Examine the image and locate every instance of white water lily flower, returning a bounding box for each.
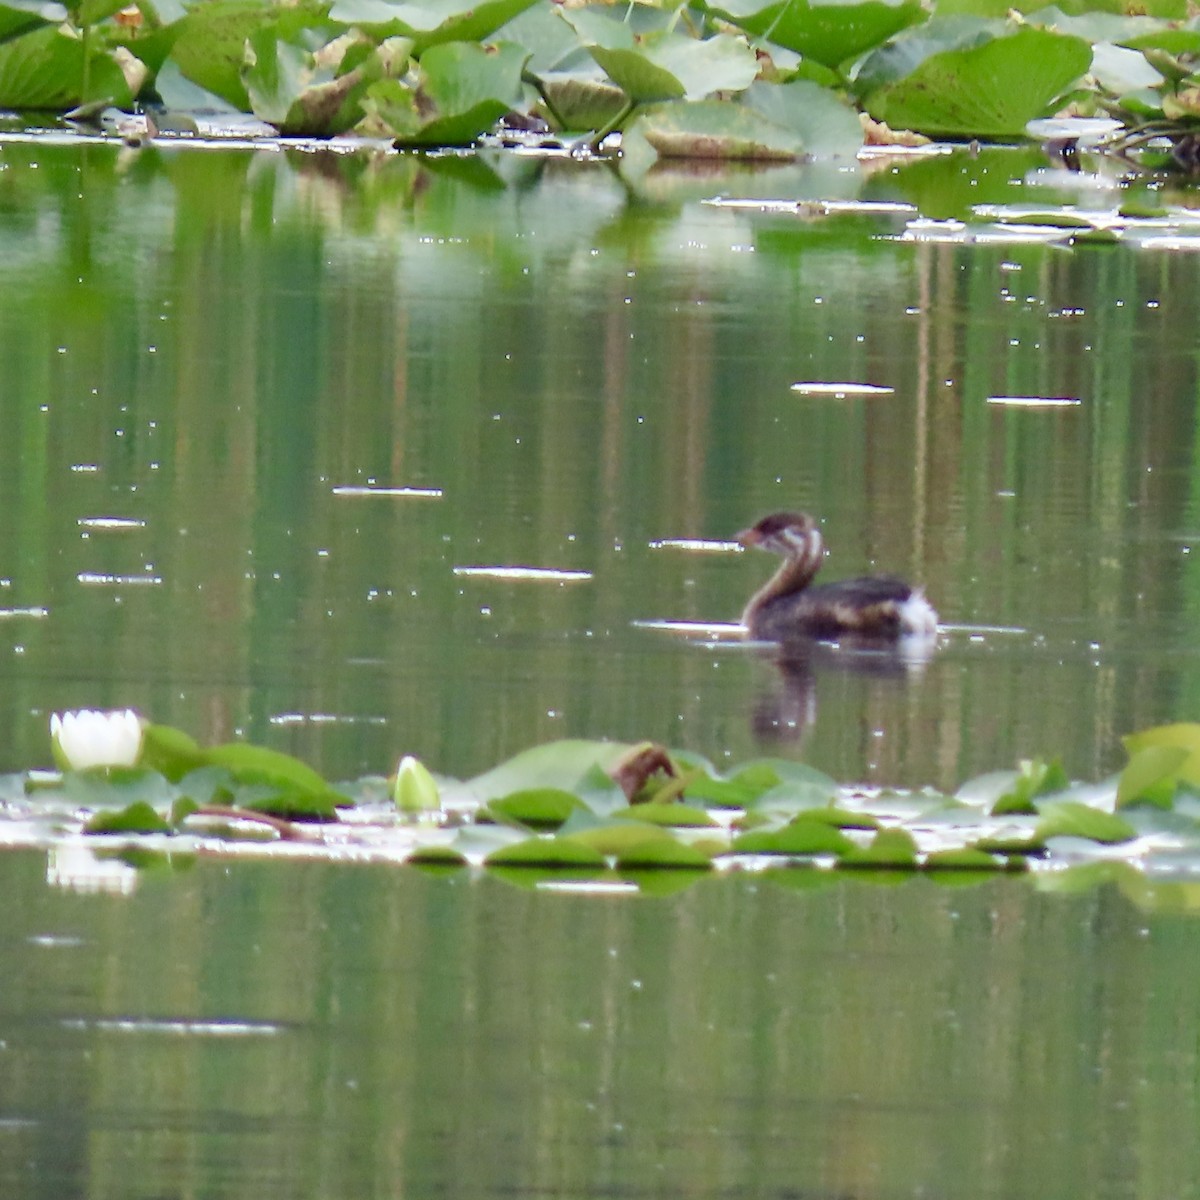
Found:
[50,709,143,771]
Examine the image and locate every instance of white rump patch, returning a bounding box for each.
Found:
[898,590,939,636]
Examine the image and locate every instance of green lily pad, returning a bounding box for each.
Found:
[140,723,209,783]
[331,0,539,55]
[464,739,631,804]
[624,99,807,162]
[533,72,628,132]
[1034,800,1136,845]
[862,24,1092,139]
[484,835,608,868]
[561,8,757,103]
[566,821,680,858]
[171,0,325,111]
[1124,723,1200,785]
[1117,743,1188,809]
[0,1,59,43]
[923,847,1012,871]
[486,787,585,829]
[394,39,528,146]
[840,827,920,868]
[614,801,718,827]
[708,0,926,70]
[206,742,331,796]
[615,838,714,869]
[84,800,172,835]
[0,24,135,108]
[741,78,864,158]
[64,766,176,811]
[731,819,854,856]
[244,29,410,135]
[991,757,1070,816]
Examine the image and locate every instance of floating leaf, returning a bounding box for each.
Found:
[140,723,208,783]
[170,0,286,110]
[0,2,61,44]
[615,801,718,827]
[0,24,134,108]
[923,847,1012,871]
[840,827,920,868]
[1034,801,1136,845]
[84,800,172,835]
[731,820,854,856]
[393,40,528,146]
[990,757,1070,816]
[464,739,631,804]
[331,0,539,55]
[206,742,331,795]
[615,838,713,869]
[566,821,679,858]
[64,766,176,811]
[484,835,607,868]
[741,78,864,158]
[707,0,927,70]
[625,99,806,161]
[1116,743,1188,809]
[1124,723,1200,786]
[862,25,1092,139]
[486,787,584,829]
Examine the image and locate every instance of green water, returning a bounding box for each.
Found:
[4,851,1199,1200]
[0,139,1198,791]
[3,135,1200,1195]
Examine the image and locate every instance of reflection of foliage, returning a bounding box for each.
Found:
[24,722,1200,890]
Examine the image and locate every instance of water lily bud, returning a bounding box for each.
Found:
[50,709,143,771]
[394,754,440,813]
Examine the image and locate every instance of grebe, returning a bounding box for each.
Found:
[738,511,938,642]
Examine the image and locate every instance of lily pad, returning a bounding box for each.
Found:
[1117,743,1188,809]
[0,24,135,108]
[840,827,920,868]
[64,766,177,811]
[615,801,718,827]
[1034,800,1136,845]
[707,0,927,70]
[862,24,1093,139]
[741,78,864,158]
[730,819,854,856]
[614,838,714,869]
[1124,723,1200,785]
[331,0,539,54]
[990,757,1070,816]
[464,739,632,804]
[923,847,1013,871]
[84,800,172,835]
[484,835,607,868]
[624,100,807,162]
[486,787,585,829]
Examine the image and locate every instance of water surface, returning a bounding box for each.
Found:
[3,850,1198,1200]
[0,137,1196,792]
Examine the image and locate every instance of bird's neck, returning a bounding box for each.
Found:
[741,533,825,627]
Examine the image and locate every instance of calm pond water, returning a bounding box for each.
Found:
[0,136,1197,791]
[3,132,1200,1196]
[5,850,1200,1200]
